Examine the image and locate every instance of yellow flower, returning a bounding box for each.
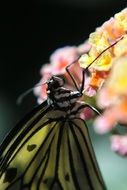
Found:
[79,47,112,71]
[114,35,127,56]
[79,31,113,71]
[89,32,110,51]
[79,53,94,68]
[115,8,127,31]
[106,56,127,95]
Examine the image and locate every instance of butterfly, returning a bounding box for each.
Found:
[0,54,107,190]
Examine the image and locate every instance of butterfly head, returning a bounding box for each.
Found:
[47,76,64,91]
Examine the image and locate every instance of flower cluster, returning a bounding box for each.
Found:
[79,8,127,156]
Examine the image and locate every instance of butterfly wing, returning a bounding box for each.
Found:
[40,118,106,190]
[0,101,53,189]
[61,118,106,190]
[0,102,106,190]
[0,101,49,154]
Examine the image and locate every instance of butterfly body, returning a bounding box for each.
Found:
[47,76,81,112]
[0,75,106,190]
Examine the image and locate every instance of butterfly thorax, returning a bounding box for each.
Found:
[47,76,81,114]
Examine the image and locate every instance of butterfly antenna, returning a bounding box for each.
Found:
[16,82,47,105]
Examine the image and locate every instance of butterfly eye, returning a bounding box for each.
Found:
[48,76,64,90]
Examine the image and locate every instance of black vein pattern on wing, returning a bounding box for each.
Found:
[69,120,94,190]
[21,132,55,189]
[5,120,59,190]
[0,101,48,155]
[50,122,64,190]
[0,104,53,177]
[71,120,106,189]
[67,125,81,190]
[0,101,50,172]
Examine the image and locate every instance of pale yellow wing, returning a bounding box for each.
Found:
[0,103,106,190]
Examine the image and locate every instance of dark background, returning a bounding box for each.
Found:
[0,1,127,189]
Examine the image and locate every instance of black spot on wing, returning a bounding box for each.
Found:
[43,178,64,190]
[3,168,17,183]
[65,173,70,181]
[43,178,48,184]
[27,144,37,152]
[51,179,64,190]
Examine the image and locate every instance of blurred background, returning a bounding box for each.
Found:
[0,1,127,189]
